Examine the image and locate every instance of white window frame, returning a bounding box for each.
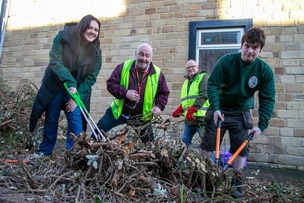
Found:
[196,28,245,68]
[188,19,253,72]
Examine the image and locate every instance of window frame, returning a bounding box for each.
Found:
[188,19,253,71]
[197,27,244,49]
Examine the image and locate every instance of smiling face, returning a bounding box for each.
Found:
[82,20,99,44]
[241,41,262,63]
[185,60,199,79]
[135,43,153,72]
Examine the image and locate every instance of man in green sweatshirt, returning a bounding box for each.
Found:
[201,27,276,198]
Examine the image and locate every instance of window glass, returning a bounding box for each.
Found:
[200,30,241,45]
[196,28,243,72]
[198,49,240,72]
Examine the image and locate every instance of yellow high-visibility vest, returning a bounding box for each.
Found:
[111,59,161,121]
[181,73,210,117]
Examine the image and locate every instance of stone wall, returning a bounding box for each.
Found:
[0,0,303,170]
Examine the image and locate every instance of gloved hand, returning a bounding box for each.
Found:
[186,106,197,121]
[172,105,184,118]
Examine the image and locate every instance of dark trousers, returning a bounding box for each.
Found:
[201,108,253,157]
[97,107,154,142]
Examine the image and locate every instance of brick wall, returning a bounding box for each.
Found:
[1,0,303,170]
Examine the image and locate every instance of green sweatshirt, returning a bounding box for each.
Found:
[208,52,275,132]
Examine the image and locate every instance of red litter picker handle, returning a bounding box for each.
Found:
[223,133,254,170]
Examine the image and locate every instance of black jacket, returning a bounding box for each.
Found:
[29,23,102,132]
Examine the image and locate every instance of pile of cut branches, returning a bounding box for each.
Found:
[2,116,303,203]
[0,80,303,202]
[0,78,36,148]
[0,116,230,202]
[1,119,304,202]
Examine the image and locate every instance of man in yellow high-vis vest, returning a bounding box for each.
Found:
[172,60,209,146]
[96,43,170,143]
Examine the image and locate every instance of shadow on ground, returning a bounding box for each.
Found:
[244,164,304,186]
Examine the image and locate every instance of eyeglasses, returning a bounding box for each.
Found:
[125,101,138,109]
[186,65,196,70]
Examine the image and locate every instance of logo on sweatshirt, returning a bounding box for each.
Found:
[248,76,258,88]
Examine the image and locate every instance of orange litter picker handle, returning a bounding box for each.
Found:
[215,120,221,164]
[223,133,254,170]
[125,142,134,153]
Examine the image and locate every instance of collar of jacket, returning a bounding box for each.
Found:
[131,61,156,75]
[184,70,206,80]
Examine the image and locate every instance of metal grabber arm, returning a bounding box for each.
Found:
[64,83,106,142]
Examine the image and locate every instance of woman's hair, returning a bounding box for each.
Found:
[241,27,266,49]
[76,14,101,55]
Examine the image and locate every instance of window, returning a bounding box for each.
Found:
[188,19,253,73]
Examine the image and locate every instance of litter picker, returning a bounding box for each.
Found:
[214,120,221,166]
[223,133,254,170]
[64,83,106,142]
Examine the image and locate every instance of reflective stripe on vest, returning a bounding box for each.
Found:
[181,73,210,117]
[111,59,161,121]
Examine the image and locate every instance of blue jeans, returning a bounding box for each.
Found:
[97,107,154,142]
[182,124,203,146]
[38,90,83,156]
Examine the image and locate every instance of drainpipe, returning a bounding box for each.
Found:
[0,0,11,64]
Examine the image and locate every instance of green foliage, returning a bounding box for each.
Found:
[180,184,186,203]
[266,181,287,196]
[94,196,103,203]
